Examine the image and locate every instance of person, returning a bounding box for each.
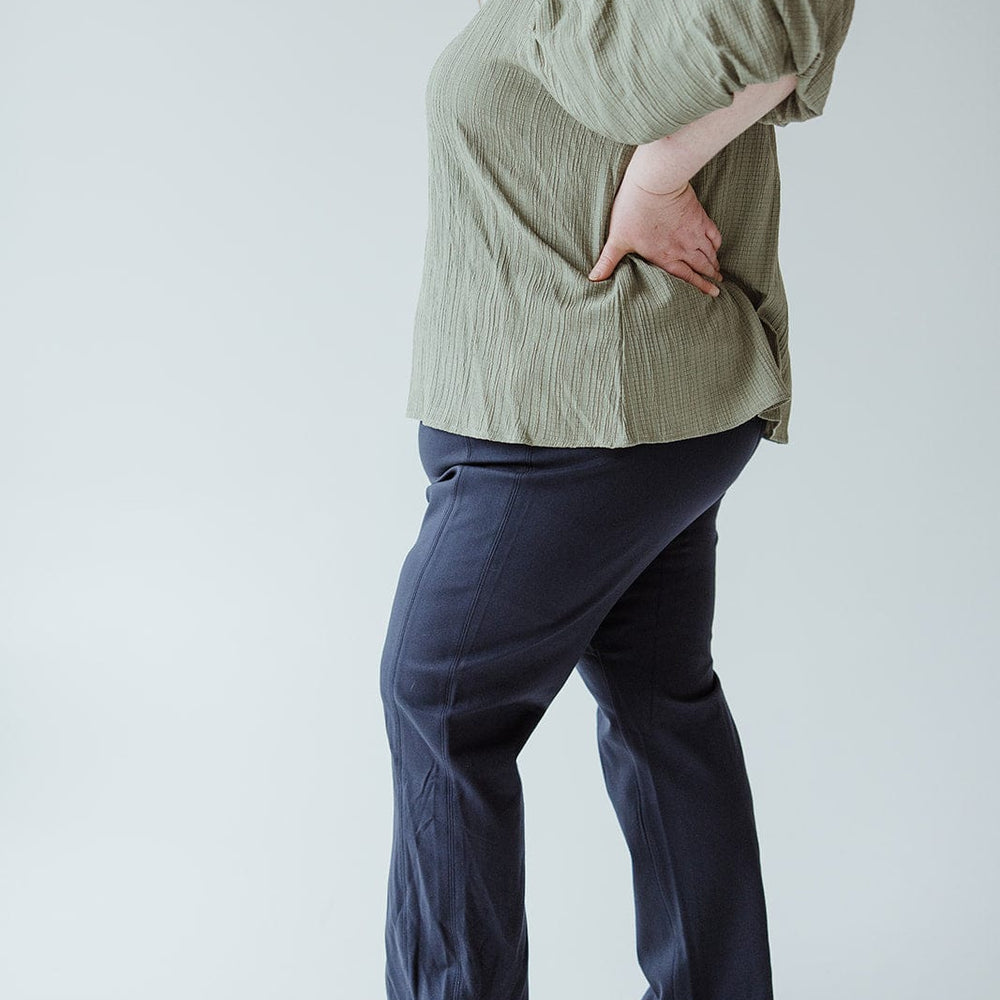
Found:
[379,1,856,998]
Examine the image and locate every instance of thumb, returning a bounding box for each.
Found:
[588,242,625,281]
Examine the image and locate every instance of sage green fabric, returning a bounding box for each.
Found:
[404,0,855,447]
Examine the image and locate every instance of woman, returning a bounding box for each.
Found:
[379,2,856,998]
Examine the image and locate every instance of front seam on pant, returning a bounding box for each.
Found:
[442,445,531,1000]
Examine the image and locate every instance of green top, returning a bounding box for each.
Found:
[404,0,856,447]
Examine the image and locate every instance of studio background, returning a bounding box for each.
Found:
[1,1,996,998]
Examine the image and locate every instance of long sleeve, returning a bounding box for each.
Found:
[527,0,857,145]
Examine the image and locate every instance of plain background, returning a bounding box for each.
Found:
[1,1,997,997]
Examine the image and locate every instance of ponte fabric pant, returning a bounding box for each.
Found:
[379,414,773,1000]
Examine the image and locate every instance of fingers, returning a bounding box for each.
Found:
[663,258,721,298]
[692,246,723,283]
[673,232,721,280]
[590,228,723,299]
[669,244,722,293]
[588,240,626,281]
[592,244,722,297]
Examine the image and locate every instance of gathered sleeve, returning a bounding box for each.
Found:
[527,0,857,145]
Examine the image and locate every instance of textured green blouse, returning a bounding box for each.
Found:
[404,0,856,447]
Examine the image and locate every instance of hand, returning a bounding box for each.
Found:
[587,175,724,297]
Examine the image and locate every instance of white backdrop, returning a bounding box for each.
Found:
[1,1,997,998]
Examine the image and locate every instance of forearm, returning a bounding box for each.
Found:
[625,73,798,194]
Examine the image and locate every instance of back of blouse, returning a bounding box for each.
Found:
[404,0,856,448]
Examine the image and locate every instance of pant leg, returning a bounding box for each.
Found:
[574,487,773,1000]
[379,415,766,1000]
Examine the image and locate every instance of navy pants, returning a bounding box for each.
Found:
[379,414,773,1000]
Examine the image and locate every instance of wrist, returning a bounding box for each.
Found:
[624,138,696,196]
[624,175,690,201]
